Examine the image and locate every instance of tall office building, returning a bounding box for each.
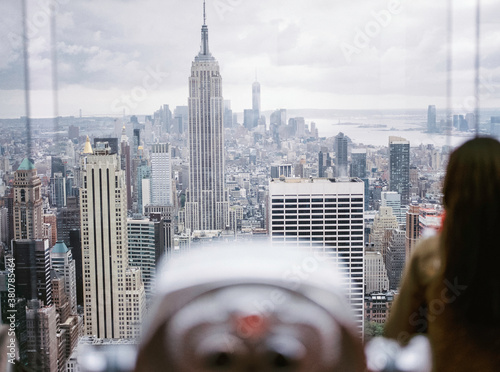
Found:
[150,143,172,206]
[386,229,406,290]
[405,205,420,258]
[252,80,261,120]
[120,130,133,211]
[137,162,151,214]
[56,196,80,246]
[43,213,58,248]
[268,177,365,334]
[389,136,410,205]
[26,300,58,372]
[369,207,398,255]
[364,251,389,294]
[427,105,437,132]
[186,6,228,231]
[50,172,66,208]
[13,239,52,306]
[80,139,145,338]
[335,132,348,177]
[144,206,175,256]
[0,207,8,246]
[127,216,165,298]
[350,149,367,179]
[318,151,332,178]
[50,241,77,315]
[13,158,43,240]
[51,156,65,178]
[223,100,233,128]
[381,191,405,225]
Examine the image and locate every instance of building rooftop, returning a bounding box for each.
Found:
[17,158,35,170]
[52,240,69,254]
[271,177,364,184]
[83,136,93,154]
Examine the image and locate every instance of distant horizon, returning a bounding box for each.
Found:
[2,107,500,122]
[1,1,498,118]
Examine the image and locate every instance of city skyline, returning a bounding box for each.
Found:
[1,0,499,118]
[1,2,498,367]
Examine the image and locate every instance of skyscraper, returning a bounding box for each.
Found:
[318,150,332,178]
[56,196,80,246]
[127,216,165,299]
[386,229,406,290]
[252,80,260,115]
[350,149,367,179]
[389,136,410,205]
[186,4,228,231]
[335,132,348,177]
[25,300,58,372]
[13,239,52,306]
[381,191,404,225]
[252,79,261,127]
[50,241,77,315]
[80,139,145,338]
[268,177,365,334]
[150,143,172,206]
[369,207,398,255]
[50,172,66,208]
[427,105,437,132]
[405,204,420,258]
[13,159,43,240]
[365,251,389,294]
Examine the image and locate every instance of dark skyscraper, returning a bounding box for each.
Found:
[335,132,348,177]
[389,136,410,205]
[350,149,367,179]
[318,150,332,178]
[51,156,65,178]
[13,239,52,306]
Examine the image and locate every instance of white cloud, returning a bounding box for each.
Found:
[0,0,498,117]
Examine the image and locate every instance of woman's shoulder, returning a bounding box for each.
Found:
[410,234,442,287]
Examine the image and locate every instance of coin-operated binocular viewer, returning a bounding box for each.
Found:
[134,245,366,372]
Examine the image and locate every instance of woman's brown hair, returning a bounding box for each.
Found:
[442,137,500,325]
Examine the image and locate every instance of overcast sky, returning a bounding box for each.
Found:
[0,0,499,118]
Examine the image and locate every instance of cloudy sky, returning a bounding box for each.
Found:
[0,0,499,118]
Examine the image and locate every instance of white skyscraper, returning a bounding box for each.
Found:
[50,241,77,315]
[381,191,405,225]
[252,80,261,116]
[186,4,228,231]
[80,139,145,339]
[365,251,390,294]
[252,79,261,127]
[268,177,365,334]
[150,143,172,206]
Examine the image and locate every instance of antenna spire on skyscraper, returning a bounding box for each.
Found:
[198,0,211,58]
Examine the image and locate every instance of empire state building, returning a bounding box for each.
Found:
[186,3,228,231]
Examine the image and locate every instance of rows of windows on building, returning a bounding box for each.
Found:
[0,6,493,372]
